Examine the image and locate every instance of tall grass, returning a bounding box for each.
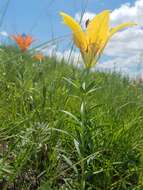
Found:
[0,46,143,190]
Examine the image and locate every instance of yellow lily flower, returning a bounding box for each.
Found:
[60,10,136,68]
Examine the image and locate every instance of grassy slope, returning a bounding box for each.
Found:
[0,46,143,189]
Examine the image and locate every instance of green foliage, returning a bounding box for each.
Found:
[0,46,143,189]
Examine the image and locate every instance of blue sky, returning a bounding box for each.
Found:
[0,0,135,43]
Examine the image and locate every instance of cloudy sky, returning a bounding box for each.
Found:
[0,0,142,77]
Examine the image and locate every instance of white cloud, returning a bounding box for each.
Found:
[96,55,142,78]
[40,45,83,67]
[0,31,9,37]
[55,50,82,67]
[104,27,143,57]
[110,1,143,26]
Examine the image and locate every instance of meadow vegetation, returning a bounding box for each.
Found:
[0,46,143,189]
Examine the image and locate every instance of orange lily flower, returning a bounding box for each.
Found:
[11,34,34,52]
[33,53,45,62]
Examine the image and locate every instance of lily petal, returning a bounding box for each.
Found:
[109,22,137,38]
[60,12,87,51]
[25,36,34,47]
[86,10,110,44]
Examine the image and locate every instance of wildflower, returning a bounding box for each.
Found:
[33,53,45,62]
[11,33,34,52]
[60,10,136,68]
